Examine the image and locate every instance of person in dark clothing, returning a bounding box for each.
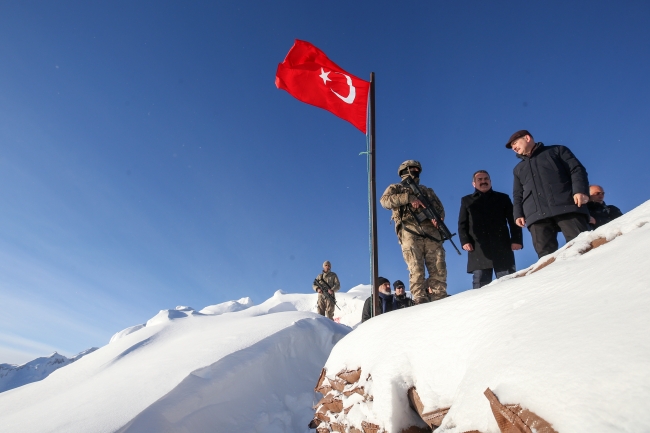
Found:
[587,185,623,229]
[361,277,393,323]
[458,170,523,289]
[507,130,590,258]
[392,280,414,309]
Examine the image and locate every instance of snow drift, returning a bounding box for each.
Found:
[0,288,367,433]
[313,200,650,433]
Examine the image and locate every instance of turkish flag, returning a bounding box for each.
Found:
[276,40,370,134]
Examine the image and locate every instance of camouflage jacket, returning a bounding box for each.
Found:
[380,181,445,241]
[313,271,340,293]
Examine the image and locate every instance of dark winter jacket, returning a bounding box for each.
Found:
[513,143,589,226]
[393,294,414,309]
[458,189,523,273]
[587,201,623,229]
[361,292,394,323]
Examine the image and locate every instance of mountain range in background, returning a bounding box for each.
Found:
[0,348,98,393]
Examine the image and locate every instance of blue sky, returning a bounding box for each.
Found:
[1,1,649,364]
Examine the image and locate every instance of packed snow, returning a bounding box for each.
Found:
[321,200,650,433]
[0,288,367,433]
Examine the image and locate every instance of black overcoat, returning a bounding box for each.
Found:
[458,189,523,273]
[513,143,589,226]
[587,201,623,229]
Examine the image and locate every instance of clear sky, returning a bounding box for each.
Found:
[1,1,649,364]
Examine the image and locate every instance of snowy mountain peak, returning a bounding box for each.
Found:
[0,348,98,393]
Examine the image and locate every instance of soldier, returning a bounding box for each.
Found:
[380,160,448,305]
[312,260,340,320]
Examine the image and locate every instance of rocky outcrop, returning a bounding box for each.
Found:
[310,368,429,433]
[310,369,557,433]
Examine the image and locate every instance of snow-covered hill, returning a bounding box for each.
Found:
[3,200,649,433]
[315,201,650,433]
[0,348,97,393]
[0,286,368,433]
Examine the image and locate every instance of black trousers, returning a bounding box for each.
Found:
[472,266,515,289]
[528,213,589,258]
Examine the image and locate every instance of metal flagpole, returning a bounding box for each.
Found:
[369,72,379,317]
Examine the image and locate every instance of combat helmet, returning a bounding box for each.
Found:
[398,160,422,177]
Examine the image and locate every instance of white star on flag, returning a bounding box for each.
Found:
[319,68,331,85]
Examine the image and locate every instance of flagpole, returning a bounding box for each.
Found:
[369,72,379,318]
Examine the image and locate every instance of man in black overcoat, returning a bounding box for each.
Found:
[458,170,523,289]
[507,130,590,258]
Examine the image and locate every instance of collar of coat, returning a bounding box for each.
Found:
[472,188,494,197]
[516,142,544,161]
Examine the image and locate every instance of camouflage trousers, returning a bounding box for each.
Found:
[317,293,336,319]
[400,230,447,302]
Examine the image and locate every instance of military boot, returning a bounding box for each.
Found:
[413,296,430,305]
[429,285,448,302]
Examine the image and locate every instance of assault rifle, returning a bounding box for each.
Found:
[313,278,341,310]
[400,176,462,255]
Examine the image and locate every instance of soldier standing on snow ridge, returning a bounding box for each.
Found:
[312,260,340,320]
[380,160,448,305]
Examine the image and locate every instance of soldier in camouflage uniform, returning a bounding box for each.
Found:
[312,260,340,319]
[380,160,448,304]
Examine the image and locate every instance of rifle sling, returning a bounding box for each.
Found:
[316,275,336,298]
[318,274,333,290]
[402,207,443,243]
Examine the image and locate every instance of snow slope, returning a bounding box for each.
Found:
[0,348,97,393]
[320,200,650,433]
[0,288,366,433]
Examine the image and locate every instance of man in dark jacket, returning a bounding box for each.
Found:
[392,280,414,309]
[361,277,393,323]
[507,130,590,258]
[587,185,623,229]
[458,170,523,289]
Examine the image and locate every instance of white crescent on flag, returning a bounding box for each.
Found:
[330,72,356,104]
[318,68,356,104]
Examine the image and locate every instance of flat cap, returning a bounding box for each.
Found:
[505,130,532,149]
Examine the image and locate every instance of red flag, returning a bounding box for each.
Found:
[276,40,370,134]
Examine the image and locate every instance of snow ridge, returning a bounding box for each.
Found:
[0,287,366,433]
